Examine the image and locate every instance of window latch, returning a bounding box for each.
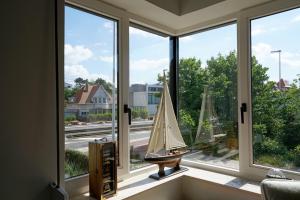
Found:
[240,103,247,124]
[124,104,132,125]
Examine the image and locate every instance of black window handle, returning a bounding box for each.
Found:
[240,103,247,124]
[124,104,132,125]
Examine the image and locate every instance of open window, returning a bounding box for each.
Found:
[64,5,119,179]
[129,25,170,171]
[179,23,239,170]
[250,7,300,173]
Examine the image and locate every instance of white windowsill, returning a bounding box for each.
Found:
[71,166,261,200]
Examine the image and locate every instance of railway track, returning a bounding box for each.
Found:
[65,123,153,138]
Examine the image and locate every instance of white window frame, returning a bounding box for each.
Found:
[238,0,300,181]
[63,0,130,196]
[61,0,300,197]
[63,0,173,196]
[181,0,300,181]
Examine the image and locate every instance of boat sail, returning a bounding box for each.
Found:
[144,73,188,179]
[194,85,223,145]
[146,76,187,156]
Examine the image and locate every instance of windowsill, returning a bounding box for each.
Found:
[71,166,261,200]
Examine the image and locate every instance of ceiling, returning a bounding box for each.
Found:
[100,0,272,31]
[146,0,226,16]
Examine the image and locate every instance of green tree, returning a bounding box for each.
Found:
[74,77,87,88]
[94,78,113,94]
[64,87,77,101]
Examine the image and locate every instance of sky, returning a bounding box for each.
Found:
[65,6,300,86]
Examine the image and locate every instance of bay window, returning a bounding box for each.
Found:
[63,0,300,195]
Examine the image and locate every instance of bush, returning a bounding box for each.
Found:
[132,109,138,119]
[255,137,287,155]
[65,149,88,178]
[293,145,300,167]
[280,122,300,150]
[140,109,148,119]
[132,108,148,119]
[65,114,76,122]
[87,113,112,122]
[256,155,286,168]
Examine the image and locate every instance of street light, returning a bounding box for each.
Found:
[271,50,282,89]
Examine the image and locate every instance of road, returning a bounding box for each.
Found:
[65,129,151,154]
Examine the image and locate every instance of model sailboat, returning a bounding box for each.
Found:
[144,73,188,179]
[194,86,223,145]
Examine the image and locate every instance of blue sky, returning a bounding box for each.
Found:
[65,6,300,86]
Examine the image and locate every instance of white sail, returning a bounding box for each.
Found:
[195,86,223,144]
[146,79,187,155]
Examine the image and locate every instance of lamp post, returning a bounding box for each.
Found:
[271,50,282,89]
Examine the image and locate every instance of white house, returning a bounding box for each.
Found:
[65,84,114,117]
[129,83,163,117]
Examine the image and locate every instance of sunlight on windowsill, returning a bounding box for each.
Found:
[71,166,261,200]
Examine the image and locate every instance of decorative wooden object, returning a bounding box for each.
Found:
[89,139,117,199]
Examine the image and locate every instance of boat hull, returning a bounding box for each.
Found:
[144,151,189,179]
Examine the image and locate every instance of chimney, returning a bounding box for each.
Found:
[84,81,88,92]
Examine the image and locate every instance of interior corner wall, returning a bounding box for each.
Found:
[0,0,59,199]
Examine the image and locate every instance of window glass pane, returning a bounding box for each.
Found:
[251,8,300,171]
[129,26,169,170]
[64,6,118,178]
[179,24,238,169]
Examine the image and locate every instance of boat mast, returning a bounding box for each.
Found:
[163,70,167,154]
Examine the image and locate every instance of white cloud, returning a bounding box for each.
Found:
[281,52,300,69]
[103,22,114,32]
[253,43,300,70]
[65,65,111,83]
[292,15,300,23]
[129,28,154,38]
[99,56,113,63]
[130,58,169,71]
[252,43,272,60]
[180,35,194,42]
[94,42,106,47]
[252,27,266,36]
[65,44,93,65]
[64,44,113,83]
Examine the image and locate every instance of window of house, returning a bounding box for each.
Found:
[129,25,169,170]
[251,7,300,172]
[179,23,239,169]
[64,5,118,179]
[92,97,97,103]
[98,97,102,104]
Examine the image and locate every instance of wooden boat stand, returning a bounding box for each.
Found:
[148,158,188,180]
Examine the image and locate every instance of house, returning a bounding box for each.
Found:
[129,83,163,118]
[276,78,291,91]
[3,0,300,200]
[65,84,114,118]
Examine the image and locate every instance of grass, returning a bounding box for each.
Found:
[255,154,293,169]
[65,149,88,178]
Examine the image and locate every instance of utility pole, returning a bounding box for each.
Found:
[271,50,282,89]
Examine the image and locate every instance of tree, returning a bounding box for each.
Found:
[159,51,300,167]
[94,78,113,94]
[74,77,87,88]
[64,88,77,101]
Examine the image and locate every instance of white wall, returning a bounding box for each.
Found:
[182,176,260,200]
[0,0,59,199]
[133,92,147,107]
[125,178,183,200]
